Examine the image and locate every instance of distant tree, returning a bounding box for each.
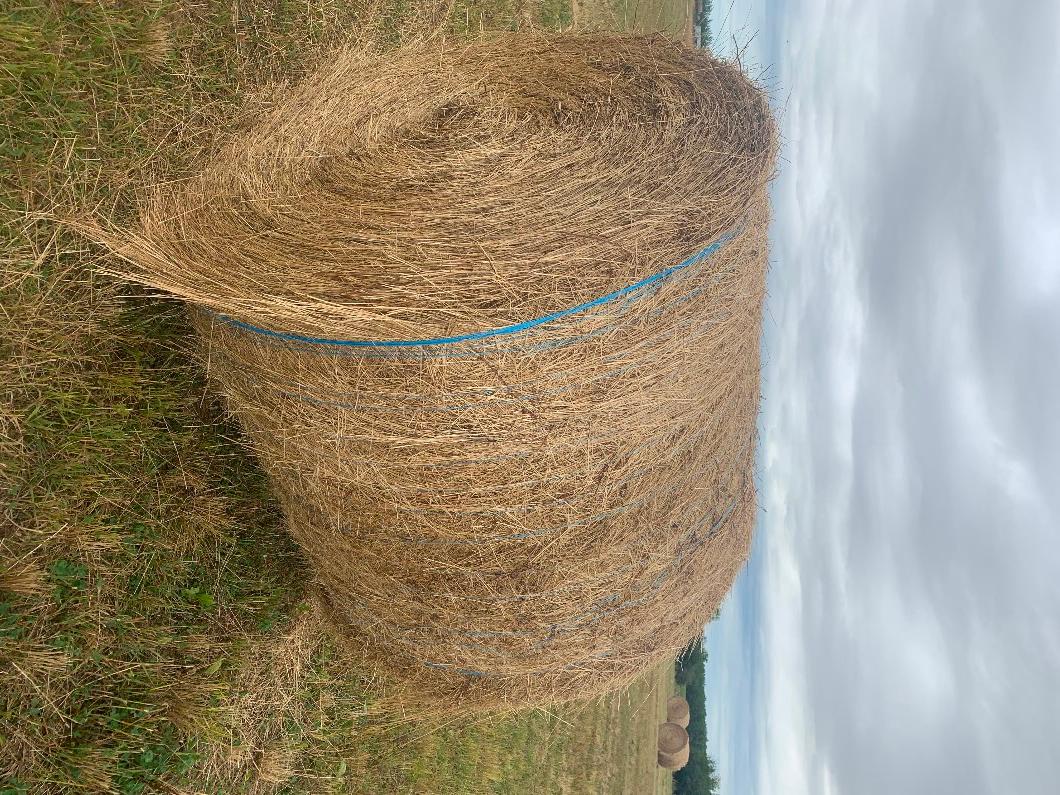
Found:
[694,0,714,49]
[674,636,704,686]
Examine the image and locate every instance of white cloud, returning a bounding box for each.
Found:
[707,0,1060,793]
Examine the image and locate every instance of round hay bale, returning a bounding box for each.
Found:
[666,695,691,728]
[657,721,690,769]
[99,32,776,710]
[659,741,691,771]
[673,741,691,770]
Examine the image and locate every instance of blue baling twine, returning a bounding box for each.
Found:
[216,231,736,347]
[219,230,744,678]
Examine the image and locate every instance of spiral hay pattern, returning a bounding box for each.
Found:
[658,742,691,771]
[657,721,691,770]
[667,695,691,728]
[102,32,776,710]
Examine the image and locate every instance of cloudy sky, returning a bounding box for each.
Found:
[703,1,1060,793]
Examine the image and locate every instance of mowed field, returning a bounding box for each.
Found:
[212,614,675,793]
[1,1,693,792]
[574,0,695,43]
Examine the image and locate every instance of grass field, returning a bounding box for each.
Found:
[574,0,694,42]
[1,1,690,792]
[201,612,675,793]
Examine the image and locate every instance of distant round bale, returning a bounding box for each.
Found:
[669,742,691,771]
[667,695,691,728]
[657,721,690,769]
[98,31,776,712]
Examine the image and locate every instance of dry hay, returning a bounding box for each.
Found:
[657,721,688,755]
[659,741,691,771]
[657,721,690,769]
[666,695,690,728]
[95,31,776,711]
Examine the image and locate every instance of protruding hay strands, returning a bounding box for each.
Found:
[94,32,776,712]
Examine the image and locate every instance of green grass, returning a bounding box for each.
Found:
[180,610,674,793]
[573,0,692,40]
[1,1,682,792]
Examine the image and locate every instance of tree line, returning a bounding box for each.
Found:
[673,636,720,795]
[695,0,714,48]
